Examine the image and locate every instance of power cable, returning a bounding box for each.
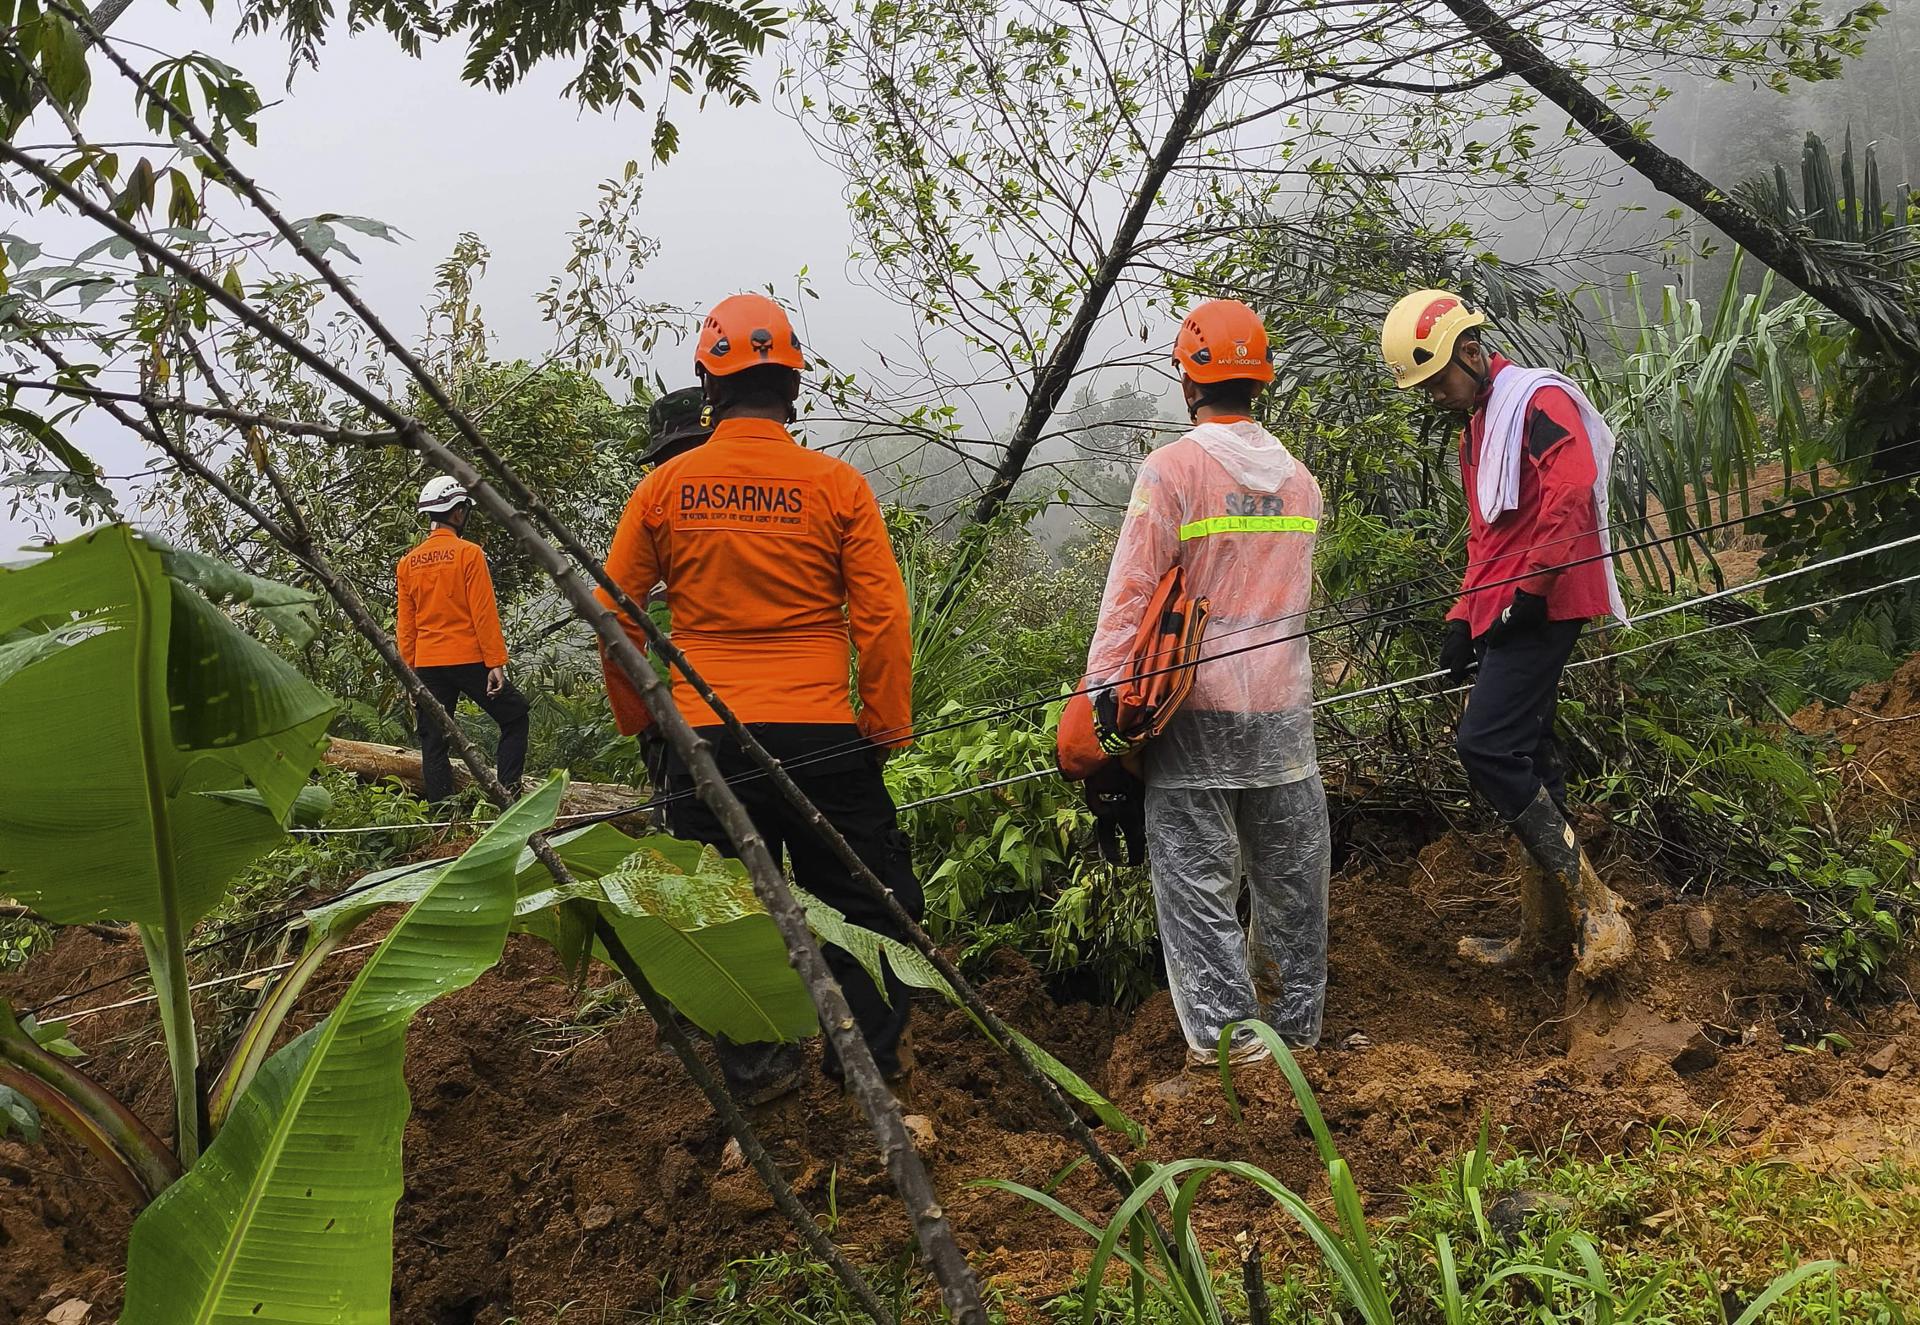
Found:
[288,510,1920,838]
[879,565,1920,813]
[29,565,1916,1024]
[26,475,1917,1018]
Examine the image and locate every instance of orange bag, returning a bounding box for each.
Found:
[1056,566,1211,782]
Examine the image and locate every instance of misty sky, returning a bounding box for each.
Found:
[3,5,920,543]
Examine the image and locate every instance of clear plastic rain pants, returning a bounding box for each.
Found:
[1145,772,1331,1052]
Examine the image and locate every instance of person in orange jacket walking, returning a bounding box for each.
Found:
[598,294,918,1105]
[396,476,530,803]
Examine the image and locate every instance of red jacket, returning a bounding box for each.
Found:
[1449,356,1613,638]
[395,525,508,669]
[597,416,913,743]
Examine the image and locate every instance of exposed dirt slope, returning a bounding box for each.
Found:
[4,811,1918,1322]
[1794,652,1920,821]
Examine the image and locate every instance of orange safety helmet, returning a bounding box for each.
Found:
[694,293,806,377]
[1171,299,1274,385]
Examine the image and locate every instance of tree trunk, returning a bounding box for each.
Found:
[1440,0,1920,359]
[322,738,648,825]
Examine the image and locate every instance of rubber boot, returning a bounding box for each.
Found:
[1508,789,1634,978]
[1456,855,1572,969]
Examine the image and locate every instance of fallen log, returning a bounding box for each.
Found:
[322,738,650,827]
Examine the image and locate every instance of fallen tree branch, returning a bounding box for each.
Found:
[20,34,985,1311]
[320,737,650,825]
[0,376,397,445]
[40,333,901,1325]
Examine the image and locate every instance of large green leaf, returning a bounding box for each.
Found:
[121,775,564,1324]
[302,825,814,1046]
[0,526,337,927]
[149,534,321,648]
[593,838,816,1043]
[0,526,336,1164]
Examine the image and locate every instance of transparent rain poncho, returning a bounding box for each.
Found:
[1148,777,1331,1050]
[1084,420,1331,1053]
[1084,420,1322,790]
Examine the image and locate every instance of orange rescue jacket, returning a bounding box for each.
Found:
[598,416,913,744]
[395,525,509,669]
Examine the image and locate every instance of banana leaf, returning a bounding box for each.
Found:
[0,525,336,1162]
[0,525,335,926]
[120,774,564,1323]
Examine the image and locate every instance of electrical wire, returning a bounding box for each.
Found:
[888,565,1920,817]
[57,941,384,1026]
[28,564,1916,1024]
[24,473,1918,1019]
[288,514,1920,838]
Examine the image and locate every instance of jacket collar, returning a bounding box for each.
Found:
[1474,352,1514,408]
[709,416,799,446]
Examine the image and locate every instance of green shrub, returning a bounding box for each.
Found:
[886,708,1161,1005]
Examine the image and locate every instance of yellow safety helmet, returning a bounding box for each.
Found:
[1380,289,1488,390]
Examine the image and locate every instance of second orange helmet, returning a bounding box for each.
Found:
[695,293,806,377]
[1172,299,1274,384]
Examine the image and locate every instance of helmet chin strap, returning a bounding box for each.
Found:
[1459,344,1491,395]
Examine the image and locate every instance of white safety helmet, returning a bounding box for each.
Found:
[417,475,470,516]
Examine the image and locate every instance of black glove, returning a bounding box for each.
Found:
[1083,762,1147,867]
[1483,588,1550,647]
[1439,618,1476,683]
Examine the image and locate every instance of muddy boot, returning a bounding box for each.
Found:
[1508,789,1634,978]
[1456,855,1573,969]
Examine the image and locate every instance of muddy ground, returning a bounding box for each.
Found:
[1795,649,1920,821]
[4,686,1919,1321]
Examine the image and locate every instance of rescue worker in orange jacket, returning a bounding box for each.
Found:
[1381,289,1634,978]
[598,294,919,1105]
[396,476,530,802]
[1085,300,1331,1071]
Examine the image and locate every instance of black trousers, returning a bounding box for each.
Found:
[1456,619,1582,823]
[666,724,923,1084]
[414,663,531,803]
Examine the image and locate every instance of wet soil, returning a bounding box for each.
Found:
[1794,650,1920,823]
[3,805,1918,1322]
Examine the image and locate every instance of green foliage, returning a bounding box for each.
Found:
[885,709,1161,1006]
[0,1081,38,1143]
[995,1024,1859,1325]
[1795,829,1917,996]
[215,768,435,928]
[0,526,336,1164]
[121,777,563,1323]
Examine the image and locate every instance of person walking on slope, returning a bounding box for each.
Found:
[598,294,921,1106]
[1085,299,1332,1070]
[1380,289,1635,978]
[396,476,531,803]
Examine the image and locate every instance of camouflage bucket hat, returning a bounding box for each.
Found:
[640,386,714,466]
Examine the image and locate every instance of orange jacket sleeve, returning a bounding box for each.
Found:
[462,545,509,669]
[597,480,662,736]
[395,560,418,667]
[840,471,914,747]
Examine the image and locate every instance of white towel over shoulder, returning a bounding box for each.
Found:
[1477,367,1628,625]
